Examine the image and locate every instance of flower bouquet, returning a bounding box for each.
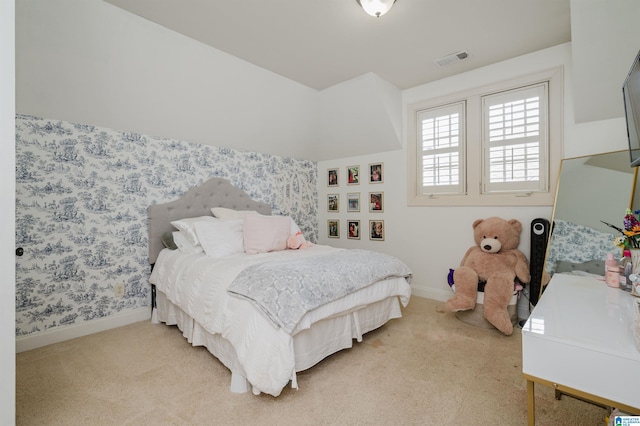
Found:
[602,209,640,249]
[601,210,640,293]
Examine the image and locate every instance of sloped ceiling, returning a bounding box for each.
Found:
[101,0,575,160]
[99,0,640,158]
[316,73,402,159]
[104,0,571,92]
[104,0,640,125]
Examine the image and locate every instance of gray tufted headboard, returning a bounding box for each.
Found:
[147,177,272,264]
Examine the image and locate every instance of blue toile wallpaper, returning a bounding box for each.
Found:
[15,114,318,337]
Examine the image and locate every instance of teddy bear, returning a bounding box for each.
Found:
[445,217,530,335]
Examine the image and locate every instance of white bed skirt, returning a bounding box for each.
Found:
[153,290,403,394]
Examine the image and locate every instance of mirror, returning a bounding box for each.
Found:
[542,150,638,295]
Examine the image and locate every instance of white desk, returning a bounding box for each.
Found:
[522,273,640,425]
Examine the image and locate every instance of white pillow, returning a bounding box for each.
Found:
[210,207,259,221]
[243,214,292,254]
[170,216,217,246]
[172,231,203,254]
[194,219,244,258]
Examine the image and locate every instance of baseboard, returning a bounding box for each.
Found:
[410,284,452,302]
[16,307,151,353]
[15,289,447,352]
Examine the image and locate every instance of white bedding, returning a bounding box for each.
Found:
[149,244,412,396]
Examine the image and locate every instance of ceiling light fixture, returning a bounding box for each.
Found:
[357,0,397,18]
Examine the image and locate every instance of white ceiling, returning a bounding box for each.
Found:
[103,0,571,91]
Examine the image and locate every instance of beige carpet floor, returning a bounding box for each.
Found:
[16,297,609,425]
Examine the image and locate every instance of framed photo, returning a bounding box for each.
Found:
[369,162,383,183]
[347,220,361,240]
[347,165,360,185]
[347,192,360,212]
[369,192,384,213]
[328,168,339,187]
[369,220,384,241]
[327,194,339,212]
[328,220,340,238]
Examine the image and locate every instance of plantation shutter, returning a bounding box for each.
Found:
[481,83,548,194]
[416,102,465,195]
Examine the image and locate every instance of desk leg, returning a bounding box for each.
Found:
[527,379,535,426]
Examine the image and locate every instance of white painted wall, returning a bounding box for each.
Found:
[16,0,319,160]
[318,43,631,302]
[570,0,640,123]
[16,0,403,163]
[317,73,402,160]
[1,0,16,423]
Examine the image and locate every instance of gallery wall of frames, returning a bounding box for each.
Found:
[326,162,385,241]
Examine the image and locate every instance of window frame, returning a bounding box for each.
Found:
[407,67,563,207]
[416,101,466,195]
[481,82,548,194]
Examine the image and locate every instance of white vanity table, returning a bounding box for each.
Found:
[522,273,640,425]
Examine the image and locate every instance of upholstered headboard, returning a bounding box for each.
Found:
[147,177,272,264]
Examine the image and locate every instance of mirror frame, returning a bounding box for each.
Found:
[539,150,638,301]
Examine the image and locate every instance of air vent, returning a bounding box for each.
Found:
[434,50,470,67]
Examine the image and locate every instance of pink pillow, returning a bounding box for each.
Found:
[243,215,291,254]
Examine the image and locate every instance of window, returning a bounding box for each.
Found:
[408,67,563,206]
[417,102,465,195]
[482,83,548,194]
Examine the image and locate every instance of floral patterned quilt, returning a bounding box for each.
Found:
[227,249,412,333]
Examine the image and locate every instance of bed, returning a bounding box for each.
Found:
[147,177,412,397]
